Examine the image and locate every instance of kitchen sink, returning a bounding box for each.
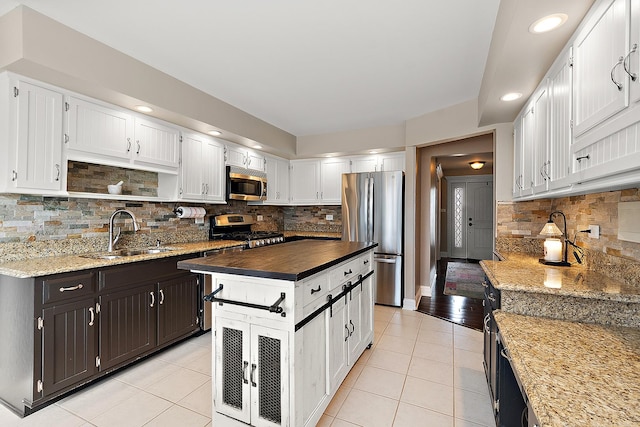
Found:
[80,247,178,259]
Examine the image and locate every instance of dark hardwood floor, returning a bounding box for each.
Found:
[417,258,484,331]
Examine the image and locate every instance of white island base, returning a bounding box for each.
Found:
[179,242,376,427]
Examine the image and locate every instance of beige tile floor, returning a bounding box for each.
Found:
[0,305,494,427]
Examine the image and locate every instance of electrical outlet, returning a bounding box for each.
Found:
[326,214,333,221]
[588,224,600,239]
[257,215,264,221]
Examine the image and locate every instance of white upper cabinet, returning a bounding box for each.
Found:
[290,159,321,204]
[290,158,349,205]
[265,155,290,204]
[573,0,628,136]
[180,131,225,203]
[629,0,640,103]
[548,48,573,190]
[380,152,405,171]
[350,156,378,173]
[66,97,133,161]
[512,116,524,198]
[225,143,266,172]
[66,97,179,174]
[350,153,405,173]
[531,84,550,194]
[320,158,351,203]
[132,117,180,171]
[5,78,65,193]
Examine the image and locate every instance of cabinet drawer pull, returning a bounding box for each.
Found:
[150,291,155,307]
[611,56,624,91]
[159,289,165,305]
[59,284,83,292]
[126,138,131,152]
[363,259,369,265]
[88,307,95,326]
[624,44,638,81]
[349,320,355,336]
[483,314,490,334]
[500,348,512,363]
[310,285,322,294]
[576,154,590,163]
[242,361,249,384]
[55,164,60,181]
[481,280,488,288]
[136,140,141,154]
[344,325,350,342]
[344,269,353,276]
[488,293,496,303]
[250,363,257,387]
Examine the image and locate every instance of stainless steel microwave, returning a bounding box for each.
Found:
[226,166,267,201]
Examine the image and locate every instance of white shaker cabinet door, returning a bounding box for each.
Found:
[548,48,573,190]
[11,80,64,192]
[202,138,225,202]
[573,0,628,136]
[320,158,350,204]
[180,132,206,200]
[132,117,180,171]
[66,96,133,160]
[290,159,321,204]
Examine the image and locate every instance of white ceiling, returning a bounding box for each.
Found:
[0,0,594,138]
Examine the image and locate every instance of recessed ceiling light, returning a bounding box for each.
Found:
[253,145,262,149]
[369,150,378,154]
[135,105,153,113]
[529,13,568,34]
[500,92,523,102]
[208,130,222,136]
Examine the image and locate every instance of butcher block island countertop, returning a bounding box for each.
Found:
[177,240,377,281]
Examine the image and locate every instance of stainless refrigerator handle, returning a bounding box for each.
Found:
[374,257,397,264]
[367,175,374,241]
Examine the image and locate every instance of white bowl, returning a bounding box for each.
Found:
[107,184,122,195]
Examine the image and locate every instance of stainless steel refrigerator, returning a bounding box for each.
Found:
[342,171,404,306]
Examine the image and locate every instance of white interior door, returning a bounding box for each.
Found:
[466,181,493,260]
[448,177,493,260]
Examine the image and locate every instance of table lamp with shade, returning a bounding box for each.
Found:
[539,211,571,267]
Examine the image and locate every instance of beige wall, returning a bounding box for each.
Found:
[296,123,405,157]
[1,6,297,158]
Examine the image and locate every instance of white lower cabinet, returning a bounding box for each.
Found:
[215,317,289,427]
[209,250,374,427]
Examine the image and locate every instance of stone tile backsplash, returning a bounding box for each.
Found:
[497,187,640,286]
[67,161,159,197]
[0,185,342,262]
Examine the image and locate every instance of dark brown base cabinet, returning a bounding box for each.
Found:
[0,254,201,417]
[483,275,531,427]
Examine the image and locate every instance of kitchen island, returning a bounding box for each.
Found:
[178,240,377,427]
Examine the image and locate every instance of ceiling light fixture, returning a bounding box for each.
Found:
[135,105,153,113]
[469,161,486,170]
[500,92,522,102]
[529,13,568,34]
[208,130,222,136]
[253,145,262,149]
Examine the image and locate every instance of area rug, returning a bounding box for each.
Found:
[443,262,485,300]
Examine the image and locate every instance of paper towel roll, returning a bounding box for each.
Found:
[175,206,206,219]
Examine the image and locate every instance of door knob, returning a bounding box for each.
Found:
[469,223,473,226]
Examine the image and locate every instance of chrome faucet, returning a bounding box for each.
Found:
[108,209,140,252]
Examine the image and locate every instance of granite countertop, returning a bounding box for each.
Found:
[495,311,640,427]
[0,240,245,278]
[178,240,377,281]
[480,252,640,303]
